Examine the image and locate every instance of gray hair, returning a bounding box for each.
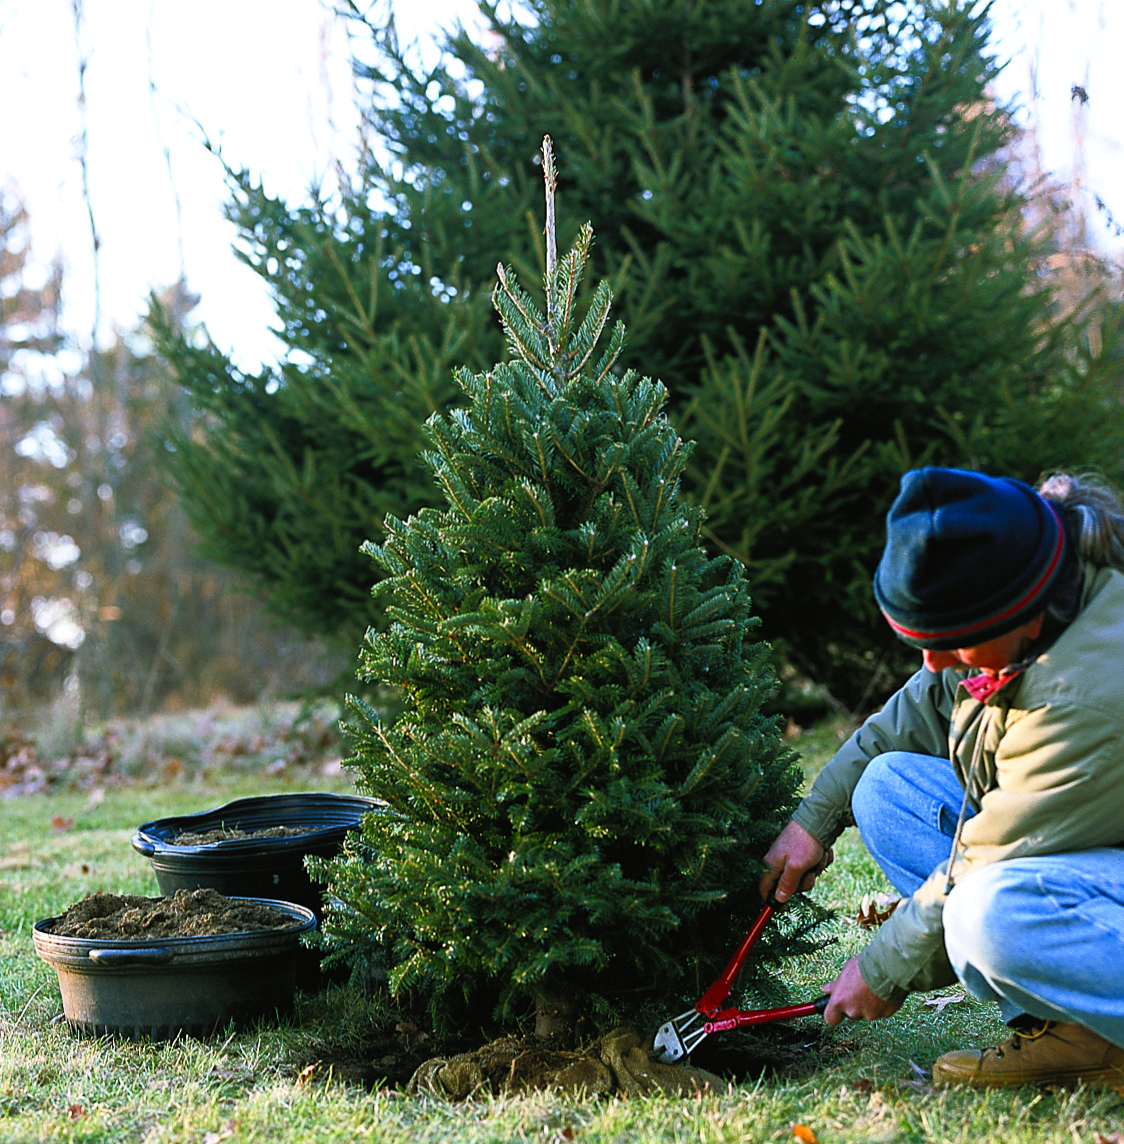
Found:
[1037,472,1124,624]
[1038,472,1124,573]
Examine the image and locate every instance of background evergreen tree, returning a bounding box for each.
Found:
[156,0,1124,710]
[150,250,491,641]
[316,154,801,1033]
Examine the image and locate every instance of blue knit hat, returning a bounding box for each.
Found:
[873,467,1066,650]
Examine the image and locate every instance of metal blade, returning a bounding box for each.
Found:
[653,1020,687,1063]
[653,1009,707,1064]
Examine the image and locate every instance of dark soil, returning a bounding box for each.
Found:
[171,825,313,845]
[298,1022,479,1091]
[47,888,299,939]
[297,1011,833,1096]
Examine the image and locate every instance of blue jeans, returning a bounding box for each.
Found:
[852,751,1124,1047]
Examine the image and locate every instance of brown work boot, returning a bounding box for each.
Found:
[933,1020,1124,1090]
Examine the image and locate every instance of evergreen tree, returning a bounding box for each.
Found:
[156,0,1124,709]
[150,253,490,641]
[316,156,800,1031]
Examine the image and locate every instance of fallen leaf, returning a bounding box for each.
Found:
[202,1119,237,1144]
[856,893,901,929]
[161,758,185,782]
[207,1065,254,1084]
[902,1058,933,1092]
[793,1125,819,1144]
[51,815,74,833]
[296,1062,321,1086]
[922,993,966,1012]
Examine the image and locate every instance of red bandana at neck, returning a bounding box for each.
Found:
[962,671,1023,702]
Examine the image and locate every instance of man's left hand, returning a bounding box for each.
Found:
[822,956,902,1025]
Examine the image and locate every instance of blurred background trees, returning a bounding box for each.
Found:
[1,194,344,723]
[154,0,1124,715]
[1,190,70,703]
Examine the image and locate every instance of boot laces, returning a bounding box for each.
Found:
[995,1021,1053,1059]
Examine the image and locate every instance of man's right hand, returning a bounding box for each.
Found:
[759,819,833,903]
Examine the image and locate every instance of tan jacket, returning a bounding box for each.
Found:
[792,566,1124,1001]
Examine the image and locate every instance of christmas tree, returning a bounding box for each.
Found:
[317,142,801,1034]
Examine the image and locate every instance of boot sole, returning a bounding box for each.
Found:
[933,1063,1124,1090]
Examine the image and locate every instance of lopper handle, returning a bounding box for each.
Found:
[705,994,829,1035]
[696,902,776,1016]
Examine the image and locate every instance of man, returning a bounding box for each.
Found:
[761,467,1124,1088]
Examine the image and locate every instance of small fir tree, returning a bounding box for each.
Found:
[317,144,801,1034]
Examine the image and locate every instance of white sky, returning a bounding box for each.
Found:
[0,0,484,371]
[0,0,1120,374]
[989,0,1122,242]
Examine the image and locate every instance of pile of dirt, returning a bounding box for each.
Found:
[47,888,298,939]
[171,825,313,845]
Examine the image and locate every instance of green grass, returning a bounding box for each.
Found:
[2,708,1123,1143]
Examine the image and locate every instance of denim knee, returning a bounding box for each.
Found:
[851,752,898,842]
[944,863,1027,982]
[851,751,925,844]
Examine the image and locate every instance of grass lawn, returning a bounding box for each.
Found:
[2,705,1123,1143]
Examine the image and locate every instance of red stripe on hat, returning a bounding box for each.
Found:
[883,504,1065,646]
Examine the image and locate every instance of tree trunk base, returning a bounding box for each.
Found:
[534,991,579,1043]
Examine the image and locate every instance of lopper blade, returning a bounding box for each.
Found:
[653,1009,707,1063]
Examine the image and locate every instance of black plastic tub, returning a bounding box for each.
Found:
[33,897,317,1040]
[131,792,380,918]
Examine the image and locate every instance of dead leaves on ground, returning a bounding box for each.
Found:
[922,992,966,1013]
[0,728,115,797]
[855,893,901,929]
[202,1121,238,1144]
[0,708,343,799]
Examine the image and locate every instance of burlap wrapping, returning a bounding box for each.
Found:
[406,1027,725,1099]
